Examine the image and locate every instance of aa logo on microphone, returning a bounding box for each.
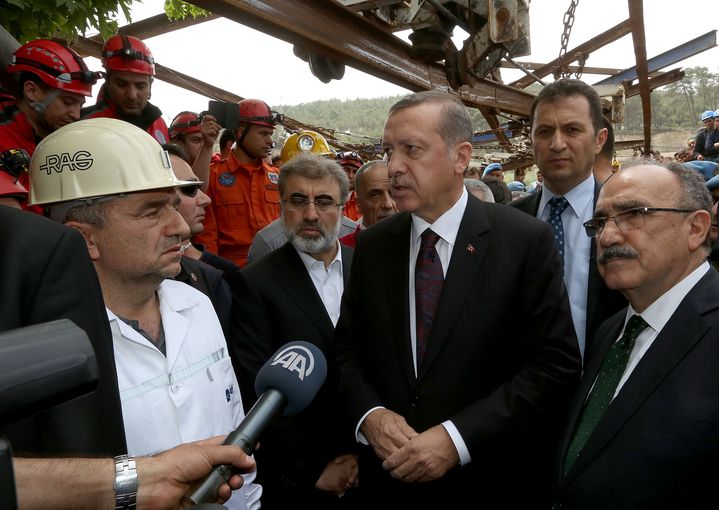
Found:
[271,344,316,381]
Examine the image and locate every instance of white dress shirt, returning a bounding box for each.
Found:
[613,261,710,397]
[538,174,595,358]
[296,241,344,326]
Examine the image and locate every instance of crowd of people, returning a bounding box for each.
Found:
[1,35,718,510]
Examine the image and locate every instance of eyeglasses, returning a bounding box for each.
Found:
[282,196,342,214]
[178,183,202,198]
[583,207,696,238]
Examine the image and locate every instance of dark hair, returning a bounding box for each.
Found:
[161,143,192,165]
[481,176,512,205]
[278,152,350,204]
[531,79,605,134]
[388,90,472,148]
[10,72,48,99]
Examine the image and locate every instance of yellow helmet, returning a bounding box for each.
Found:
[30,118,194,207]
[281,129,334,163]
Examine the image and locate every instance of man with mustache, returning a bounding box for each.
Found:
[81,35,169,144]
[340,159,398,247]
[194,98,283,267]
[553,161,719,508]
[330,90,580,507]
[511,79,625,365]
[29,117,261,510]
[227,152,359,507]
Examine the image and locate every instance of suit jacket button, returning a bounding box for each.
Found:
[410,395,420,407]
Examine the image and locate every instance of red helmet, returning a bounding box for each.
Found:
[169,111,201,139]
[7,39,99,97]
[0,148,29,199]
[102,35,155,76]
[238,99,284,128]
[336,151,364,170]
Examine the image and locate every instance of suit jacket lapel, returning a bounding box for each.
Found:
[274,243,334,335]
[386,214,415,384]
[563,270,719,483]
[418,196,490,378]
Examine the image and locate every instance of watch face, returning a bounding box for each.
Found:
[297,134,315,152]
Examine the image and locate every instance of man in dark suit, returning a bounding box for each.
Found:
[228,152,359,508]
[0,204,127,456]
[511,79,625,364]
[330,90,581,507]
[554,161,719,509]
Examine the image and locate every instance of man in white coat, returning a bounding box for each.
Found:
[29,117,261,509]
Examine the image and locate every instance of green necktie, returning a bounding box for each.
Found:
[563,314,648,475]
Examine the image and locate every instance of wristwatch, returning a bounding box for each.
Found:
[114,454,138,510]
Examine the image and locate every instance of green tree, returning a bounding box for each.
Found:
[1,0,134,43]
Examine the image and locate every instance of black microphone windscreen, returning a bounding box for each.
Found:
[255,341,327,415]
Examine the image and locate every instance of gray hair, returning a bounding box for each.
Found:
[620,159,712,248]
[354,160,387,197]
[278,152,350,204]
[464,178,495,203]
[388,90,473,149]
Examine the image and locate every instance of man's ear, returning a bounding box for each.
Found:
[23,80,42,103]
[688,210,712,252]
[454,141,473,176]
[65,221,101,261]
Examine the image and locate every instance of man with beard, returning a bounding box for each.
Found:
[30,117,261,510]
[227,152,360,508]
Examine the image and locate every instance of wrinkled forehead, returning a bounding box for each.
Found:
[597,166,677,212]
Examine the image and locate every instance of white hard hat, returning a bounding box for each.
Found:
[29,118,194,206]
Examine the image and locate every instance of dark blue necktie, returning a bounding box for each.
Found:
[415,229,443,365]
[548,196,570,261]
[563,314,648,475]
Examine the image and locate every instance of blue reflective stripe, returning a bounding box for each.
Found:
[120,347,226,401]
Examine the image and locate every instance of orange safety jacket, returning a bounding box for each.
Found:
[194,151,281,267]
[344,190,360,221]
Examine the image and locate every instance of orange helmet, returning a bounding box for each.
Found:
[169,111,201,139]
[0,149,29,199]
[102,35,155,76]
[7,39,100,97]
[238,99,284,128]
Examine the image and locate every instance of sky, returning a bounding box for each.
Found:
[83,0,719,125]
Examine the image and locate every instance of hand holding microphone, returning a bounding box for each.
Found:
[187,341,327,505]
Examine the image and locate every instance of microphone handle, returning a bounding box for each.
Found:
[187,389,287,505]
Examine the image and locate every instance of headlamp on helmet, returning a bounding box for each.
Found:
[0,148,31,181]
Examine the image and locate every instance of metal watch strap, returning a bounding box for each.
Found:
[114,454,138,510]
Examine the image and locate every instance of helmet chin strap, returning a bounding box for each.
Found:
[30,88,61,115]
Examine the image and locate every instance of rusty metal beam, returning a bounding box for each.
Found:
[510,19,633,89]
[625,68,685,97]
[628,0,651,155]
[87,13,219,43]
[69,36,360,151]
[500,61,622,76]
[185,0,535,116]
[478,108,512,148]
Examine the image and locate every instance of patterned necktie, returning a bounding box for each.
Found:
[415,229,444,365]
[563,314,648,475]
[548,196,570,261]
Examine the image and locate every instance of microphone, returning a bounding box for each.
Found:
[187,341,327,504]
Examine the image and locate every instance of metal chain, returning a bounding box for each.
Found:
[553,0,579,79]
